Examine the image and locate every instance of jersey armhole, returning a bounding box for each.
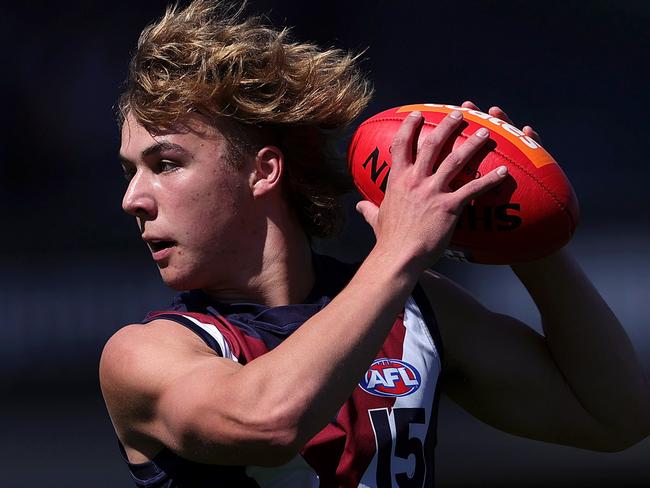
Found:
[143,312,237,361]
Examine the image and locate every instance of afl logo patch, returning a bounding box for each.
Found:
[359,358,421,397]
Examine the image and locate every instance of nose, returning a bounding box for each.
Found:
[122,171,157,221]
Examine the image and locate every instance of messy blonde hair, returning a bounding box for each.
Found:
[118,0,372,237]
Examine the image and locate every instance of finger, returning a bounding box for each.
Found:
[355,200,379,231]
[523,125,542,144]
[452,165,508,204]
[413,110,464,177]
[488,106,514,125]
[461,100,480,111]
[431,127,490,190]
[390,111,423,171]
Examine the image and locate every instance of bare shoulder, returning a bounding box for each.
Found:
[101,321,211,389]
[99,320,219,434]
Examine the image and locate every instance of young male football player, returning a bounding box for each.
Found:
[100,1,650,486]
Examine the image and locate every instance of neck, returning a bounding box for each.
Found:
[253,221,315,306]
[203,203,315,307]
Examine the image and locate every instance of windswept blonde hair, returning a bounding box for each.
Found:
[119,0,373,237]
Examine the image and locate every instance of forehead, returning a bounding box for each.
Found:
[119,112,227,160]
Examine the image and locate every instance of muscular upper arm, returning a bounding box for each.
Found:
[420,270,614,450]
[99,320,292,465]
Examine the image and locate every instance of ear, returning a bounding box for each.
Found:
[250,146,283,197]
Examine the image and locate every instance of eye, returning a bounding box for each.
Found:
[157,160,181,174]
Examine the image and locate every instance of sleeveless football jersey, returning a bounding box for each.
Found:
[118,254,444,487]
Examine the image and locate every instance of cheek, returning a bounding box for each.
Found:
[182,179,251,241]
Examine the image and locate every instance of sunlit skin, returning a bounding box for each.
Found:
[119,112,314,305]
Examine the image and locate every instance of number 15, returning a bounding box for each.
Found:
[369,407,427,488]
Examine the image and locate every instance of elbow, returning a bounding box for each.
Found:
[584,422,650,453]
[224,382,318,465]
[606,412,650,452]
[604,428,650,452]
[233,401,305,465]
[591,435,645,453]
[178,400,304,466]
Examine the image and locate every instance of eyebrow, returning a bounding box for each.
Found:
[119,141,191,164]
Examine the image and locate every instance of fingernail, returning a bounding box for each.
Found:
[496,165,508,176]
[409,110,422,118]
[476,128,489,138]
[449,110,463,120]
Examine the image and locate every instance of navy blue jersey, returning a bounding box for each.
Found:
[118,254,444,487]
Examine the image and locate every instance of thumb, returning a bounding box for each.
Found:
[356,200,379,231]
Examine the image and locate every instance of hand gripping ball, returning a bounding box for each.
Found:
[347,103,579,264]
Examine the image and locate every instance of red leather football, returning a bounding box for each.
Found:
[347,103,580,264]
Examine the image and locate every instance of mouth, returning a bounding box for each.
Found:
[147,239,177,253]
[143,238,178,262]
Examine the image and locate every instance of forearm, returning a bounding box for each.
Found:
[512,248,650,443]
[230,246,422,448]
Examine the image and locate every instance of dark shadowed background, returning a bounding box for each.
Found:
[1,0,648,486]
